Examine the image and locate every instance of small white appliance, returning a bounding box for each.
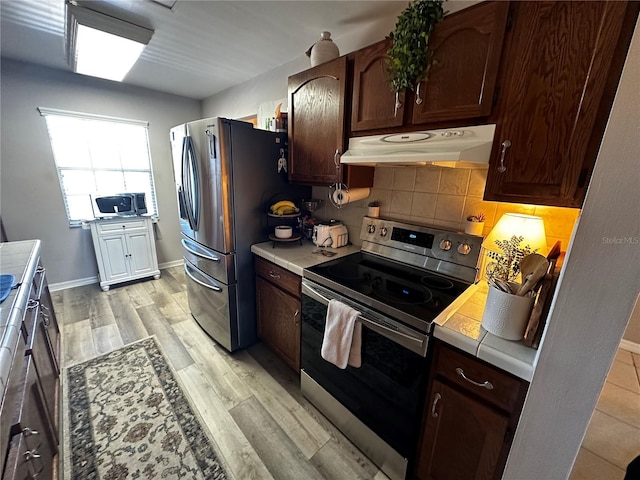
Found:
[313,223,348,248]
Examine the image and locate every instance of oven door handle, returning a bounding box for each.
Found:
[302,282,428,356]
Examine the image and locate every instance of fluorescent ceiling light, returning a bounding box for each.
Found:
[66,1,154,82]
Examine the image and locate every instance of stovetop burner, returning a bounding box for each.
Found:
[421,275,454,290]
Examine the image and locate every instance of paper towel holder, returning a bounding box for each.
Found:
[328,183,349,209]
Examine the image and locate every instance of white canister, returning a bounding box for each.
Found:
[464,221,484,236]
[481,284,534,341]
[309,32,339,67]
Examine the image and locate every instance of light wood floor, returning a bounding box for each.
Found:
[52,267,390,480]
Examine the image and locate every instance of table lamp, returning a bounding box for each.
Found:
[482,213,548,256]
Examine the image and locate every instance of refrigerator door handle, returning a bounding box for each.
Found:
[184,262,222,292]
[181,137,194,230]
[181,239,221,262]
[185,136,200,230]
[206,129,216,159]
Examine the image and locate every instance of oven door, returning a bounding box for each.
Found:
[301,280,431,468]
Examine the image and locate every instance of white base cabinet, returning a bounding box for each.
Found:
[90,217,160,291]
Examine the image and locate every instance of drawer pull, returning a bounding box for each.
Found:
[27,299,39,310]
[269,271,281,279]
[431,392,441,418]
[456,367,494,390]
[22,427,39,436]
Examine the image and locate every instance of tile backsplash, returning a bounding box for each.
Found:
[311,166,580,253]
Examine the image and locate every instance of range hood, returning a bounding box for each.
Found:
[341,124,496,168]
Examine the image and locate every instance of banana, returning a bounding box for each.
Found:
[274,205,298,215]
[270,200,296,213]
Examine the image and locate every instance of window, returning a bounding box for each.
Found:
[39,108,158,225]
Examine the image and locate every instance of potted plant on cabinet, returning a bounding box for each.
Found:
[386,0,446,115]
[367,200,381,218]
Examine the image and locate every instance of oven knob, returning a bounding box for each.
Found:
[439,239,452,251]
[380,227,388,237]
[367,224,376,234]
[457,243,472,255]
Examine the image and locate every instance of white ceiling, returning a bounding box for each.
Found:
[0,0,476,100]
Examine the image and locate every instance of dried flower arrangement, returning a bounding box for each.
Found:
[486,235,538,283]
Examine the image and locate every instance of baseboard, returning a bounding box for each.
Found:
[619,339,640,355]
[158,259,184,269]
[49,261,184,292]
[49,276,98,292]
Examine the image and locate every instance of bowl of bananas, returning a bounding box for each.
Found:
[269,200,299,216]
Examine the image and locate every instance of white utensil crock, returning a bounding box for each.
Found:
[481,284,534,340]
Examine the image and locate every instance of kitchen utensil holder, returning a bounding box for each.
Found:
[481,283,534,341]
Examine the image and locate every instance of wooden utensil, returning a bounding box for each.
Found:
[517,254,549,297]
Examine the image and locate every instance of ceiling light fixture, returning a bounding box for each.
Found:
[65,0,154,82]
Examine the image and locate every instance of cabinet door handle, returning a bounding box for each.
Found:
[415,81,423,105]
[431,392,441,418]
[334,149,341,168]
[269,271,281,279]
[394,92,402,117]
[497,140,511,173]
[27,299,39,310]
[456,367,494,390]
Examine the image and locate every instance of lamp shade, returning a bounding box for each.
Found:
[482,213,548,255]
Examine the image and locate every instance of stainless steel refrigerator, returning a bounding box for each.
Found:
[170,117,308,351]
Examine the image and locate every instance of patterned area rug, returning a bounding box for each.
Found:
[64,337,228,480]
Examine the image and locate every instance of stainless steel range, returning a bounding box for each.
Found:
[301,217,483,480]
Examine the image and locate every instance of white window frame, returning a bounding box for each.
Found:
[39,107,158,226]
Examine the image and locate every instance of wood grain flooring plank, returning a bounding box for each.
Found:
[171,291,190,315]
[221,349,331,459]
[148,289,189,325]
[310,439,383,480]
[136,304,194,371]
[63,319,95,367]
[157,267,184,294]
[88,291,116,329]
[230,396,324,480]
[107,288,149,345]
[124,281,155,309]
[92,323,124,355]
[177,364,274,480]
[60,285,94,324]
[172,320,252,409]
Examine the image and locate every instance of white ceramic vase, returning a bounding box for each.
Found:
[367,206,380,218]
[464,220,484,236]
[481,283,534,340]
[309,32,339,67]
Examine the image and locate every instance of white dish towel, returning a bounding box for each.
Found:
[321,299,362,369]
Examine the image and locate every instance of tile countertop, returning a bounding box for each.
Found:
[251,240,537,382]
[0,240,41,396]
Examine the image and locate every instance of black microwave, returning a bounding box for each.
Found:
[92,193,147,217]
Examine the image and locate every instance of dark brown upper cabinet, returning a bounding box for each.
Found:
[288,56,374,187]
[484,1,639,208]
[350,1,509,133]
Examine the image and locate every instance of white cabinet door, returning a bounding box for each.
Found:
[126,231,155,275]
[98,235,130,283]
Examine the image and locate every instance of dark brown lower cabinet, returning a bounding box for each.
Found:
[414,341,528,480]
[1,262,60,479]
[255,257,301,372]
[3,356,57,480]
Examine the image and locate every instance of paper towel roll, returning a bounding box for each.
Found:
[331,188,371,207]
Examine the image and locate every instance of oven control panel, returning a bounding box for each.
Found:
[360,216,482,270]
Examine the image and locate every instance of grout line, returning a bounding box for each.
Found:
[593,407,640,432]
[578,446,626,473]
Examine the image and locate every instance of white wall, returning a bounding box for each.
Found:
[503,18,640,479]
[0,59,201,285]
